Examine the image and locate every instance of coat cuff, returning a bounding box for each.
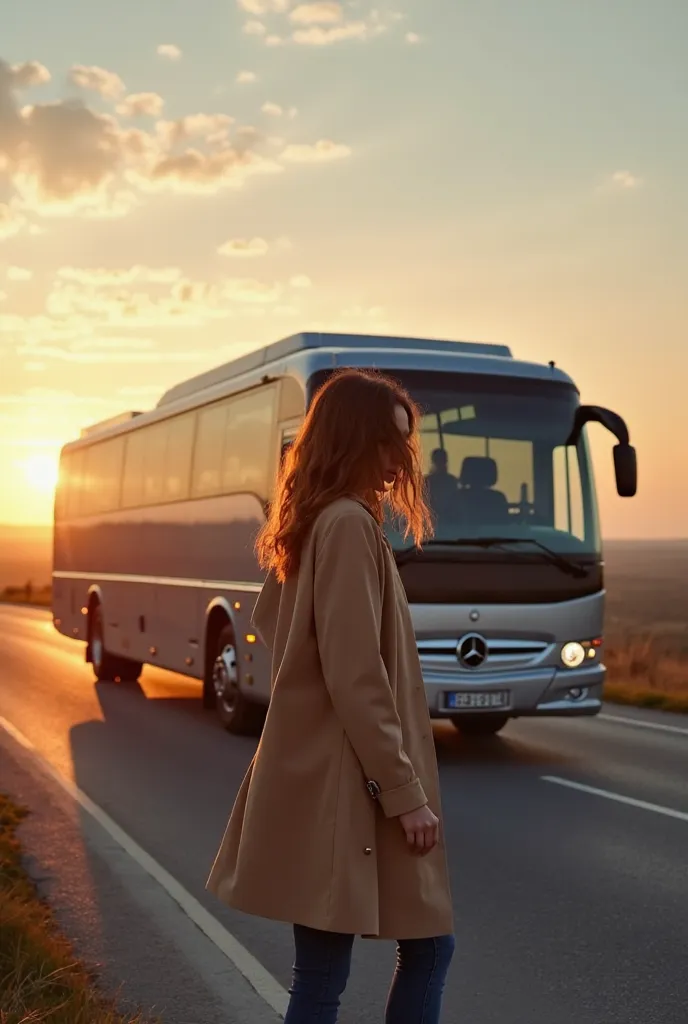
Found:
[378,778,428,818]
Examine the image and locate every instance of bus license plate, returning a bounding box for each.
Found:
[445,691,510,710]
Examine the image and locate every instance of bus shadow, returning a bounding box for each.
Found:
[89,678,576,771]
[433,721,578,769]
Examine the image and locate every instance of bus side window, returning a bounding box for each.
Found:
[121,429,148,509]
[221,386,277,499]
[192,402,229,498]
[164,413,196,501]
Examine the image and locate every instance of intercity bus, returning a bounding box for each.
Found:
[53,332,637,737]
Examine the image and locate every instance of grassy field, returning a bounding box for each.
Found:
[602,541,688,712]
[0,793,156,1024]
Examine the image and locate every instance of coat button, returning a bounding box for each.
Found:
[364,847,372,856]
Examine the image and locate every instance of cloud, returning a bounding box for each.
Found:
[289,2,343,25]
[116,92,164,118]
[145,147,282,194]
[7,266,33,282]
[610,170,643,190]
[0,203,26,240]
[218,237,270,257]
[238,0,289,13]
[57,266,182,285]
[289,274,312,288]
[265,35,284,46]
[0,56,349,225]
[155,113,234,147]
[292,21,369,44]
[280,139,351,163]
[405,32,421,44]
[236,70,258,84]
[15,344,222,364]
[244,20,267,35]
[9,61,51,88]
[68,64,125,99]
[157,44,182,60]
[262,101,283,117]
[45,277,236,328]
[223,278,282,303]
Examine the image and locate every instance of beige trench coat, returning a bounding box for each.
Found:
[206,497,454,939]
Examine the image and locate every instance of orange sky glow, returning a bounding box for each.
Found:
[2,1,687,538]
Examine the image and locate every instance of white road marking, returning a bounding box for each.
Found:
[0,716,289,1018]
[598,712,688,737]
[542,775,688,823]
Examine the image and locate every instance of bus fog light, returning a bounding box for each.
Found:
[566,686,589,701]
[561,642,586,668]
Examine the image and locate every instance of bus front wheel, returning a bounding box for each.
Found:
[89,604,142,683]
[211,625,266,736]
[451,714,509,737]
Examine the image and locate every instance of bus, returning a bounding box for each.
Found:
[53,332,637,737]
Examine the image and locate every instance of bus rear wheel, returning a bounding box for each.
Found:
[451,714,509,737]
[211,625,266,736]
[90,603,142,683]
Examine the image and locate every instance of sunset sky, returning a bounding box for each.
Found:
[1,0,686,536]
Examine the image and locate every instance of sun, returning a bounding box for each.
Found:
[20,454,60,494]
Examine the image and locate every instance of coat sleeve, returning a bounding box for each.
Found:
[314,511,428,819]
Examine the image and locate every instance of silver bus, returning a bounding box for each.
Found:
[53,332,637,737]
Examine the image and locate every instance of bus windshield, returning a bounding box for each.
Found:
[384,371,601,556]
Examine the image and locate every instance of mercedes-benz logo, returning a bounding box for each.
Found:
[457,633,488,669]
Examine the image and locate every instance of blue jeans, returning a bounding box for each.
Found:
[284,924,455,1024]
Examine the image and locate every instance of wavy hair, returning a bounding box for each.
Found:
[256,368,432,582]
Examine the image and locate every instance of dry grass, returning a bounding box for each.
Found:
[0,586,51,608]
[0,794,158,1024]
[605,639,688,713]
[602,541,688,714]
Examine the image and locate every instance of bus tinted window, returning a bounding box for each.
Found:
[85,437,125,514]
[278,376,304,422]
[221,386,276,498]
[164,413,195,501]
[66,449,86,518]
[121,430,147,508]
[192,402,229,497]
[142,424,167,505]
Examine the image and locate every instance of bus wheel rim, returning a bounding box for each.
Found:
[92,633,103,668]
[213,644,238,713]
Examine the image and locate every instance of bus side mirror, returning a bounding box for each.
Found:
[613,443,637,498]
[568,405,638,499]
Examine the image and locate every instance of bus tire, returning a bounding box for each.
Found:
[211,624,266,735]
[451,714,509,737]
[89,603,142,683]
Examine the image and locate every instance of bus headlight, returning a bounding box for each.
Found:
[561,642,586,669]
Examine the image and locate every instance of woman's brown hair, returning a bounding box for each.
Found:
[257,368,433,582]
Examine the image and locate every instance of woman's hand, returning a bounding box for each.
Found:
[398,804,440,855]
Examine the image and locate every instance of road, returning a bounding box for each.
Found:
[1,603,686,1024]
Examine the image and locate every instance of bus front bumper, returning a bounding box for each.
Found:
[424,663,605,719]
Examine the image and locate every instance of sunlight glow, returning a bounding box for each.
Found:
[19,454,60,494]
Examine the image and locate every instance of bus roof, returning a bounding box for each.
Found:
[156,332,514,408]
[72,332,576,447]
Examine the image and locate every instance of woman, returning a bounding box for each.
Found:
[207,369,455,1023]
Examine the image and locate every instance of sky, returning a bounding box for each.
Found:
[1,0,686,537]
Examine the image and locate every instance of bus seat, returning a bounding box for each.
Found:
[457,456,509,525]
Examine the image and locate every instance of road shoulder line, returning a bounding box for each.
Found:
[598,712,688,737]
[0,715,289,1019]
[542,775,688,823]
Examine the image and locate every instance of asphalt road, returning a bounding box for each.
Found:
[1,603,687,1024]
